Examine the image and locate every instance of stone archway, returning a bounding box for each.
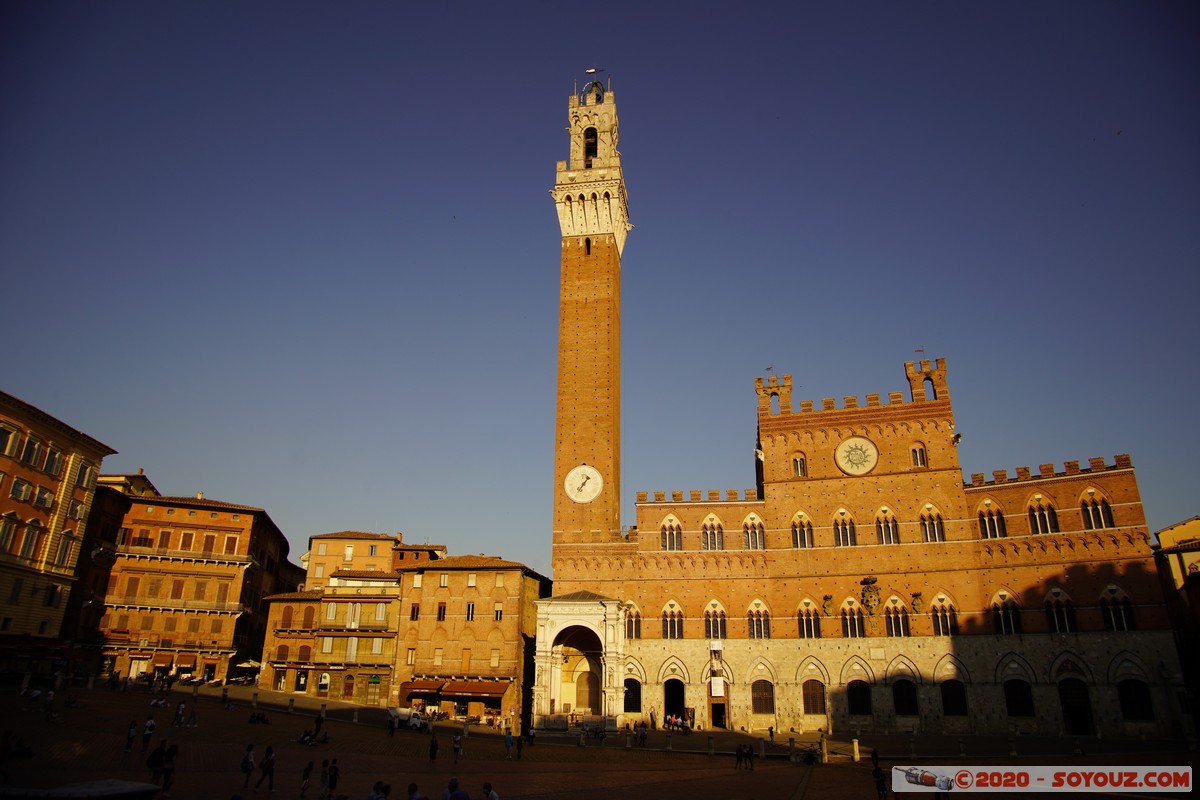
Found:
[1058,678,1094,735]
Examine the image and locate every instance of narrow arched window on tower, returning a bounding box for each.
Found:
[584,237,591,255]
[584,127,598,168]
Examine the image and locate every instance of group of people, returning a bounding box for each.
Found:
[145,738,180,796]
[662,713,691,733]
[397,777,499,800]
[733,742,756,771]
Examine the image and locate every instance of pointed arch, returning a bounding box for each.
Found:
[795,656,831,685]
[702,599,727,640]
[883,595,911,637]
[659,514,683,551]
[932,654,972,684]
[1049,652,1094,683]
[1027,493,1060,534]
[1079,488,1115,530]
[660,598,685,640]
[744,657,778,685]
[624,601,643,640]
[875,506,900,545]
[977,498,1008,539]
[746,598,771,639]
[657,655,690,684]
[1105,650,1150,684]
[994,652,1036,684]
[885,654,923,684]
[840,654,876,685]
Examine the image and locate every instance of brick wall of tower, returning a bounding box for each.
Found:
[552,233,622,556]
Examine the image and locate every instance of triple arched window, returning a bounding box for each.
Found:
[834,519,857,547]
[885,606,910,637]
[704,610,727,639]
[662,610,684,639]
[992,599,1022,635]
[1081,497,1115,530]
[1100,595,1135,631]
[1045,597,1076,633]
[920,512,945,542]
[743,522,765,550]
[792,519,813,548]
[702,523,724,551]
[660,522,682,551]
[1028,501,1060,534]
[931,603,958,636]
[876,512,899,545]
[842,606,865,638]
[979,507,1007,538]
[747,610,771,639]
[797,608,821,639]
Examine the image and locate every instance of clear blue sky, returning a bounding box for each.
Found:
[3,1,1197,577]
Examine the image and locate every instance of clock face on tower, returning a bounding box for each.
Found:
[835,436,879,476]
[564,464,603,504]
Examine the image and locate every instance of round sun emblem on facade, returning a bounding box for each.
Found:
[835,436,879,476]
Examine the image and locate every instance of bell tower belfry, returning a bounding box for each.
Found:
[551,78,630,565]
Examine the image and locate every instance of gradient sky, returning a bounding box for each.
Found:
[3,1,1197,577]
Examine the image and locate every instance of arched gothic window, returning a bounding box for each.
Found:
[1081,498,1115,530]
[1100,596,1135,631]
[920,512,945,542]
[1044,598,1075,633]
[747,610,771,639]
[876,512,899,545]
[792,520,813,548]
[1028,501,1059,534]
[992,599,1022,635]
[702,523,724,551]
[625,610,642,639]
[704,610,727,639]
[797,608,821,639]
[661,610,684,639]
[931,603,958,636]
[978,508,1007,538]
[885,606,910,637]
[743,522,765,550]
[834,519,856,547]
[660,522,681,551]
[841,607,865,638]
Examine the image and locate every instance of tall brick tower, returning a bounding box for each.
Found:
[551,77,630,566]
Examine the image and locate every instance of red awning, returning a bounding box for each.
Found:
[151,653,173,668]
[441,680,510,698]
[175,654,197,669]
[401,679,445,693]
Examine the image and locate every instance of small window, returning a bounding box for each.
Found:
[704,610,727,639]
[747,610,770,639]
[368,544,377,556]
[343,545,353,561]
[625,611,641,639]
[1081,497,1115,530]
[466,602,475,621]
[979,508,1007,538]
[317,543,327,555]
[835,519,857,547]
[433,648,443,667]
[490,649,500,668]
[842,607,865,638]
[495,574,504,587]
[661,610,683,639]
[932,604,958,636]
[911,446,927,467]
[467,573,477,587]
[437,602,447,622]
[1028,501,1060,534]
[1045,598,1075,633]
[701,524,723,551]
[412,574,423,588]
[439,573,448,588]
[43,448,63,476]
[797,608,821,639]
[409,604,419,621]
[885,607,910,637]
[802,679,826,714]
[876,514,899,545]
[992,600,1022,634]
[406,648,416,665]
[792,457,807,477]
[661,523,682,551]
[920,513,945,543]
[321,637,333,654]
[493,602,504,621]
[326,602,337,620]
[743,522,765,550]
[792,521,813,549]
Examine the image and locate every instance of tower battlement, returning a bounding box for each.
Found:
[756,358,951,418]
[965,454,1134,487]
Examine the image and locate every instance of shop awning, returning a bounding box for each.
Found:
[401,679,445,693]
[203,657,219,664]
[442,680,510,698]
[151,653,174,668]
[175,654,197,669]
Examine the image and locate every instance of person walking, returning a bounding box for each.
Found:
[451,733,462,764]
[141,716,156,752]
[300,761,313,799]
[146,739,166,784]
[318,760,330,800]
[255,745,276,792]
[872,765,888,800]
[428,733,439,768]
[124,719,137,753]
[186,701,198,728]
[503,731,513,760]
[241,744,256,789]
[326,758,340,800]
[161,743,179,797]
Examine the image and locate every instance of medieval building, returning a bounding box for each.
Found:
[532,80,1187,739]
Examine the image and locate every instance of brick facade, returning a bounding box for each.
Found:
[535,83,1188,740]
